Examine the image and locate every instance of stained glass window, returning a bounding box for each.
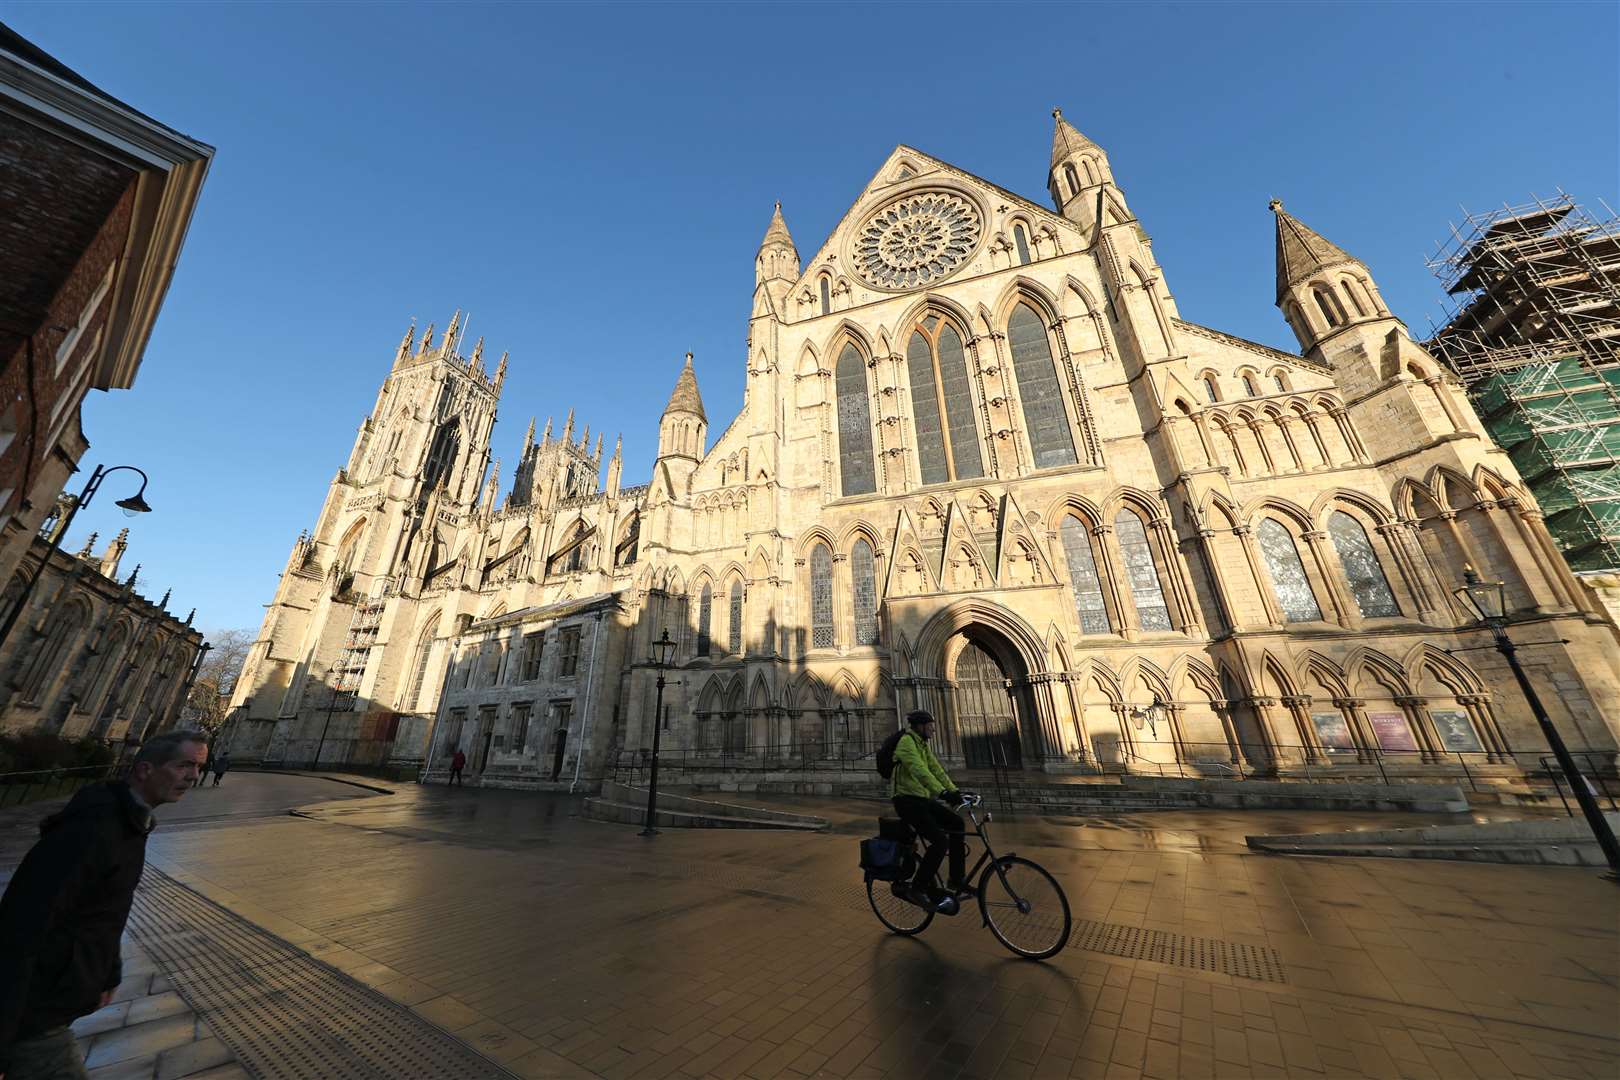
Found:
[1115,509,1173,632]
[1328,511,1398,617]
[907,331,948,486]
[810,545,833,648]
[1241,374,1258,397]
[696,583,712,656]
[1013,224,1032,265]
[728,580,743,654]
[1008,304,1077,469]
[1202,376,1218,403]
[1060,516,1112,635]
[819,277,830,315]
[851,540,878,645]
[1258,518,1323,622]
[906,320,982,484]
[937,325,984,480]
[835,345,875,496]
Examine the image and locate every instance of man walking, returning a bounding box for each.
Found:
[0,730,208,1080]
[449,747,466,786]
[210,750,231,787]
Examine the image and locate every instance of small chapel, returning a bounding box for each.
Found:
[222,111,1620,788]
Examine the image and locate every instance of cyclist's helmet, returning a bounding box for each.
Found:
[906,710,935,728]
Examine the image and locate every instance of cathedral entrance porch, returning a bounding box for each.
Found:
[945,634,1025,769]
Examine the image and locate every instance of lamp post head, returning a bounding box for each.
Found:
[115,492,152,516]
[1454,564,1507,624]
[650,628,675,668]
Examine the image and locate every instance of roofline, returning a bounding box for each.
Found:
[1,34,214,391]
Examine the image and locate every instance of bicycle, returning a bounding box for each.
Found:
[866,793,1072,960]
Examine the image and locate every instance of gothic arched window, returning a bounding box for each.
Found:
[727,580,744,654]
[1258,518,1323,622]
[1059,516,1112,635]
[1008,304,1077,468]
[21,599,88,702]
[88,623,129,711]
[819,276,831,316]
[696,583,713,656]
[835,344,876,496]
[905,317,983,485]
[1201,376,1219,403]
[1342,279,1368,317]
[1012,224,1032,265]
[422,419,460,490]
[1328,511,1399,617]
[403,621,438,711]
[1313,286,1344,328]
[1064,163,1080,197]
[1241,374,1259,397]
[851,539,878,645]
[810,544,834,648]
[1115,508,1173,631]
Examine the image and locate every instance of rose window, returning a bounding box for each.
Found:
[853,192,982,289]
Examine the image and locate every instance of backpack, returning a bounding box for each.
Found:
[875,729,917,780]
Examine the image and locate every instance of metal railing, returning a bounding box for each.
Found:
[608,742,879,787]
[0,764,119,810]
[1540,752,1620,816]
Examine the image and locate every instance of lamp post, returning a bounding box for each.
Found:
[1129,695,1167,740]
[0,464,151,652]
[641,629,675,837]
[1454,566,1620,877]
[314,666,344,769]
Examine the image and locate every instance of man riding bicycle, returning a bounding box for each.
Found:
[890,709,975,912]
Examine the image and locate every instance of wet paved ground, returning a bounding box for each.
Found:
[5,773,1616,1078]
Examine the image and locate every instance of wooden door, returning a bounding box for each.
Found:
[956,641,1022,769]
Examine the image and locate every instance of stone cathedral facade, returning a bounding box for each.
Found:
[224,113,1620,785]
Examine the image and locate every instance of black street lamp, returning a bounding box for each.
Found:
[641,629,675,837]
[315,666,344,768]
[1454,566,1620,878]
[0,464,151,652]
[1129,695,1167,739]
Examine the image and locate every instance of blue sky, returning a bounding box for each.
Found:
[7,1,1616,637]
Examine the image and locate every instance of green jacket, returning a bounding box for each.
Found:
[891,731,955,799]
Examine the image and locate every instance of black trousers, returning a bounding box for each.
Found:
[893,795,965,889]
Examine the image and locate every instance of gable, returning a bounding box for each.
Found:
[788,146,1087,315]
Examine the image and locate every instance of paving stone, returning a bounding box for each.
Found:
[84,1014,196,1070]
[154,1036,233,1080]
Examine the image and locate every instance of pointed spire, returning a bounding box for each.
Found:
[594,432,603,459]
[523,416,536,451]
[662,351,707,422]
[1271,199,1365,302]
[612,433,622,460]
[445,310,462,354]
[158,588,171,609]
[493,351,508,392]
[581,423,590,450]
[1050,107,1098,168]
[419,322,435,354]
[77,531,98,558]
[396,319,416,363]
[125,563,140,588]
[563,408,575,442]
[542,416,553,444]
[761,201,795,249]
[185,608,195,626]
[470,336,484,368]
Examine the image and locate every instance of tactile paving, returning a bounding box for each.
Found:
[128,868,516,1080]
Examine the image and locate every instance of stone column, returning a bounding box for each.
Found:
[1091,524,1132,639]
[1282,694,1326,764]
[1234,525,1284,627]
[1394,694,1442,763]
[1376,521,1441,620]
[1301,529,1355,626]
[1333,697,1377,763]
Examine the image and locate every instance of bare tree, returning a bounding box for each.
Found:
[185,628,253,736]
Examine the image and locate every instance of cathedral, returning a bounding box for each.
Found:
[223,112,1620,787]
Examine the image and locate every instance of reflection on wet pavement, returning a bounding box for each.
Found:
[104,776,1620,1078]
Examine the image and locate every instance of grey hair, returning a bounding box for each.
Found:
[133,730,209,768]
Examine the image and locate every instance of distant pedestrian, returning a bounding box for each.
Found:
[0,730,208,1080]
[211,751,231,787]
[449,748,466,786]
[550,728,567,782]
[196,748,214,787]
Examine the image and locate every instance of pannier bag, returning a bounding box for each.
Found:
[859,837,909,881]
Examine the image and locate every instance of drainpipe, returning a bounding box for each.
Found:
[570,611,606,794]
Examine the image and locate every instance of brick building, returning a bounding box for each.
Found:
[0,23,211,597]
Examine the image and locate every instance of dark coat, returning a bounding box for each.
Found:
[0,782,153,1066]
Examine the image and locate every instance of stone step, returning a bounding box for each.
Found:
[581,798,827,831]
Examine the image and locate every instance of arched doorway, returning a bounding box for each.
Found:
[954,639,1021,768]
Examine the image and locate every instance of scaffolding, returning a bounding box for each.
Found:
[1425,191,1620,573]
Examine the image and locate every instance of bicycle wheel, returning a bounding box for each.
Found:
[867,877,935,936]
[977,856,1071,960]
